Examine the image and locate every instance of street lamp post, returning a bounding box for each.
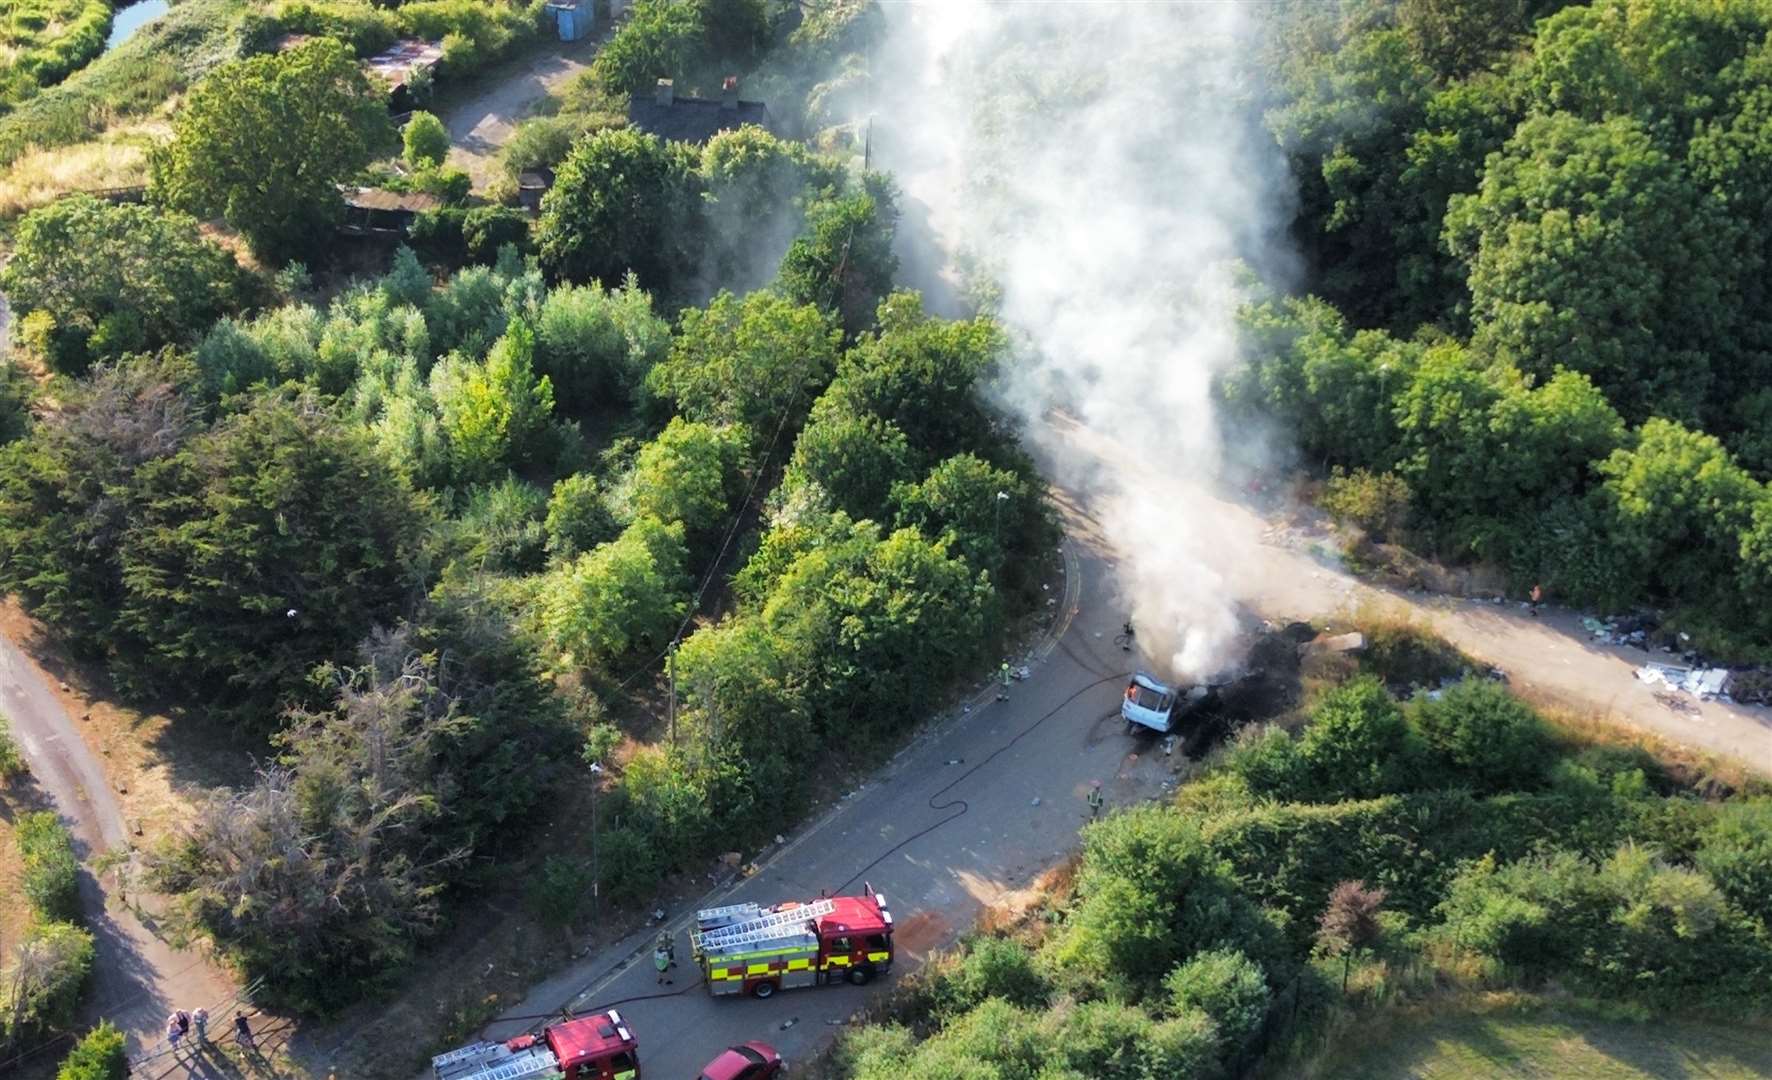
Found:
[995,490,1010,561]
[589,761,604,920]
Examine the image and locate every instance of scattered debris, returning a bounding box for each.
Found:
[780,1018,798,1031]
[944,758,964,765]
[1030,797,1041,807]
[1298,631,1365,659]
[1636,663,1733,702]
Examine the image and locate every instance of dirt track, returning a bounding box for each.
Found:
[443,45,596,188]
[0,633,239,1062]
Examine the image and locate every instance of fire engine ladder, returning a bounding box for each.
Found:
[453,1054,560,1080]
[696,901,761,928]
[698,898,836,950]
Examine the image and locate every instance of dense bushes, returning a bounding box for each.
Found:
[1243,0,1772,652]
[55,1022,126,1080]
[828,657,1772,1077]
[1,196,250,373]
[18,812,80,925]
[146,624,571,1011]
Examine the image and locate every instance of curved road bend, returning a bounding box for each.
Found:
[394,420,1772,1077]
[0,633,237,1056]
[370,489,1168,1078]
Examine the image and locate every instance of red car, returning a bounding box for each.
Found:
[697,1041,784,1080]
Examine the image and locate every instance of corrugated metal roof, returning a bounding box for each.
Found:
[340,186,443,213]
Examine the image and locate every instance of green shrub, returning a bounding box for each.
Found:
[1163,948,1270,1051]
[1321,466,1412,541]
[1224,724,1303,798]
[932,937,1048,1018]
[1408,678,1552,792]
[56,1021,126,1080]
[1695,800,1772,930]
[5,921,95,1038]
[526,855,595,929]
[463,206,531,263]
[18,810,81,924]
[403,110,450,168]
[1295,676,1415,800]
[0,714,28,780]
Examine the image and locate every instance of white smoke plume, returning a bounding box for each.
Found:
[866,2,1297,681]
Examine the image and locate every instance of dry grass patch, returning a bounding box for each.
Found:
[0,119,166,217]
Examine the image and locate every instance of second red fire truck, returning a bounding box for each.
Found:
[690,886,895,998]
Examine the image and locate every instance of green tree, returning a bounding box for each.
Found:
[1596,418,1762,605]
[431,318,557,483]
[891,453,1027,572]
[536,127,704,291]
[545,472,621,560]
[589,0,706,96]
[778,180,900,338]
[1695,800,1772,929]
[1444,113,1737,421]
[759,524,991,734]
[116,394,425,706]
[0,361,196,656]
[823,294,1005,462]
[152,39,391,260]
[403,110,450,169]
[619,417,746,542]
[648,290,841,435]
[785,402,912,523]
[0,196,246,371]
[56,1021,126,1080]
[3,921,95,1039]
[541,516,688,665]
[533,275,671,413]
[1400,0,1529,77]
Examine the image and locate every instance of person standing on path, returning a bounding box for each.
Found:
[167,1016,184,1057]
[1530,583,1543,617]
[998,661,1012,701]
[193,1006,208,1044]
[654,943,673,985]
[1087,781,1104,820]
[233,1011,255,1054]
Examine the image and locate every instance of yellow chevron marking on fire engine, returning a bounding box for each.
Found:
[867,951,890,962]
[787,958,812,971]
[825,955,850,967]
[746,962,772,975]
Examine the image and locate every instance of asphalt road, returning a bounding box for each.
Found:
[455,502,1177,1077]
[0,632,239,1058]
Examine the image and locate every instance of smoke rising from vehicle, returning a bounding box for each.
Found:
[866,3,1296,680]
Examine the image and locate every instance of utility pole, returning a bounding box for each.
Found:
[995,490,1010,556]
[863,115,873,171]
[667,641,677,749]
[589,761,603,921]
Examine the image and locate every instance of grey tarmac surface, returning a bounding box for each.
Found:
[459,498,1176,1077]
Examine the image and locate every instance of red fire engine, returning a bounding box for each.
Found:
[690,885,895,998]
[431,1009,639,1080]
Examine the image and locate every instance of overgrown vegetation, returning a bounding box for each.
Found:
[1224,0,1772,657]
[823,665,1772,1078]
[1,812,93,1054]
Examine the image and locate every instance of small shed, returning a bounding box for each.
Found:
[339,187,443,237]
[546,0,593,41]
[517,169,555,213]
